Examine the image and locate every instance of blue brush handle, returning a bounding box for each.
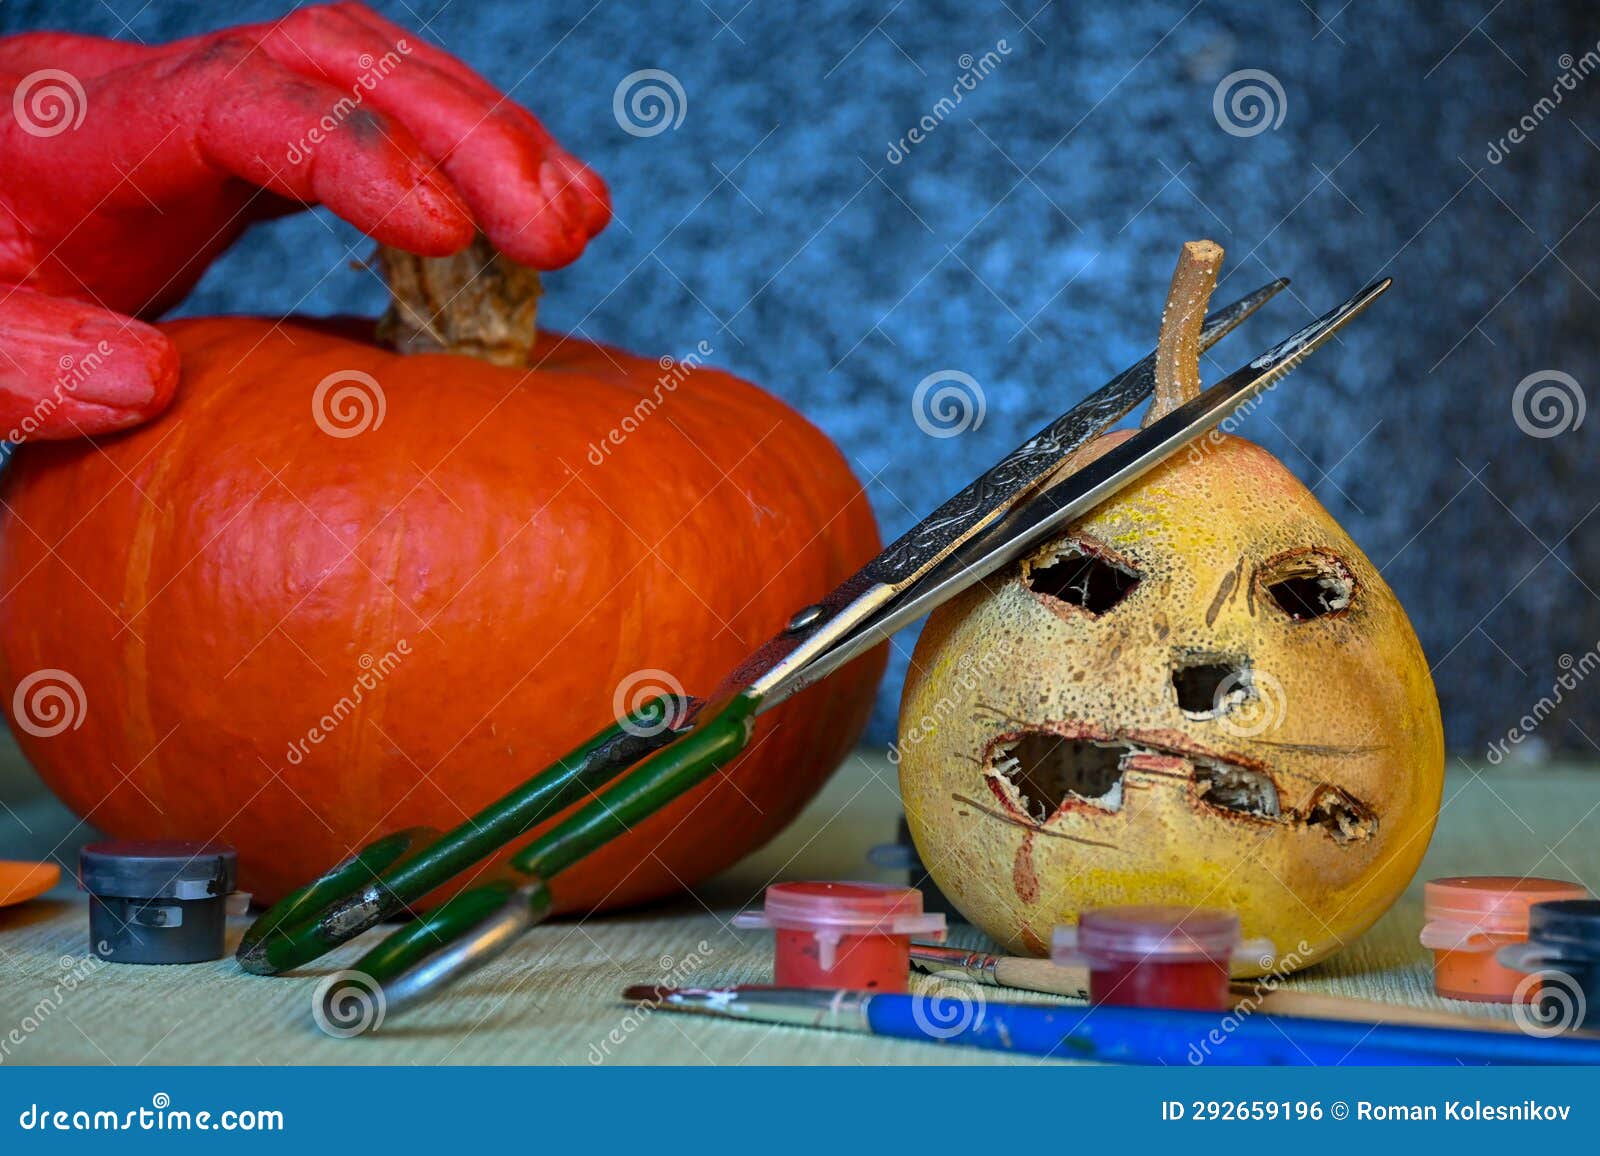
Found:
[865,995,1600,1066]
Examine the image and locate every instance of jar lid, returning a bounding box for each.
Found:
[732,881,946,938]
[79,840,237,901]
[1527,899,1600,953]
[1057,905,1242,963]
[1424,876,1588,931]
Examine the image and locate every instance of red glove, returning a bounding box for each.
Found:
[0,3,610,440]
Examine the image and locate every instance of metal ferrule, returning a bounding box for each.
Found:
[654,987,875,1034]
[910,944,1001,985]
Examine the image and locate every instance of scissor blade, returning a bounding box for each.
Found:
[803,278,1391,684]
[867,277,1288,587]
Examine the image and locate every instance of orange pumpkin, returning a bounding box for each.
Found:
[0,244,883,909]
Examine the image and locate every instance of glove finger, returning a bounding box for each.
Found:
[331,3,504,100]
[0,32,148,78]
[258,5,609,268]
[0,287,178,441]
[194,42,475,258]
[332,0,612,228]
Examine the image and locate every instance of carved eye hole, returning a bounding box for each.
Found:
[1023,540,1141,615]
[1259,549,1354,621]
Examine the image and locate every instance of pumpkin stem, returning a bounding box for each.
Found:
[377,236,541,366]
[1144,239,1223,427]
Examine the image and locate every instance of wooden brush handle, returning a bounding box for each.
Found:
[992,956,1090,999]
[1245,987,1519,1032]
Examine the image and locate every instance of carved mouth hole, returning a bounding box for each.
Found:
[1194,760,1281,819]
[1304,786,1378,843]
[1261,551,1354,621]
[990,733,1126,819]
[1023,542,1140,615]
[1173,658,1251,717]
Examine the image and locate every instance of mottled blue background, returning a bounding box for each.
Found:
[5,0,1599,757]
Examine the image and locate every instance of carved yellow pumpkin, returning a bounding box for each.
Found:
[897,428,1444,974]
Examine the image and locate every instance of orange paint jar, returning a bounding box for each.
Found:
[1420,876,1590,1002]
[734,881,946,992]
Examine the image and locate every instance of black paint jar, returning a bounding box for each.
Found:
[78,840,237,964]
[1499,898,1600,1031]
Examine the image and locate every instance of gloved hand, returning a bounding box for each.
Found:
[0,2,610,440]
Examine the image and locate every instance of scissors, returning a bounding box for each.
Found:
[239,273,1390,1026]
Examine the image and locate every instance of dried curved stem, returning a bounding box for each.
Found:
[1144,239,1224,426]
[377,235,542,367]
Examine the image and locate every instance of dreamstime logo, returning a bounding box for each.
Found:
[912,370,985,438]
[613,69,687,137]
[1512,370,1585,438]
[1212,669,1287,739]
[1512,970,1587,1038]
[587,940,714,1064]
[11,668,86,738]
[283,641,412,767]
[1486,645,1600,765]
[587,340,714,464]
[0,948,105,1064]
[312,370,387,438]
[6,341,113,445]
[885,38,1012,164]
[912,985,985,1040]
[1185,371,1288,463]
[285,40,411,163]
[16,1090,283,1131]
[12,69,87,137]
[312,970,386,1038]
[890,642,1017,765]
[612,669,687,737]
[1212,69,1287,138]
[1487,43,1600,164]
[1187,939,1311,1064]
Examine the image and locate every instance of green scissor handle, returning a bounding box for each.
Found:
[235,825,441,967]
[510,692,757,880]
[317,693,758,1017]
[237,692,698,976]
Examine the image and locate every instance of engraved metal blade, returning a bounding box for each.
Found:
[866,277,1289,586]
[790,278,1391,692]
[717,279,1289,708]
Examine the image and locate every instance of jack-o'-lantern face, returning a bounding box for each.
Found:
[897,432,1444,974]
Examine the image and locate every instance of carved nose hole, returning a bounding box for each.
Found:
[1172,657,1251,718]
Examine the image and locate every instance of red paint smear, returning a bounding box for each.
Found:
[1122,752,1189,776]
[1012,828,1040,904]
[985,772,1028,820]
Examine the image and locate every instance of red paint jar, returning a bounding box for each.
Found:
[1420,876,1590,1002]
[1052,906,1266,1011]
[734,881,946,992]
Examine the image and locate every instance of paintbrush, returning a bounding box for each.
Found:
[624,985,1600,1065]
[909,943,1522,1032]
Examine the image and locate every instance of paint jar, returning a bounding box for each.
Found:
[1497,899,1600,1030]
[1420,876,1589,1002]
[1052,906,1269,1011]
[734,881,946,991]
[79,840,239,964]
